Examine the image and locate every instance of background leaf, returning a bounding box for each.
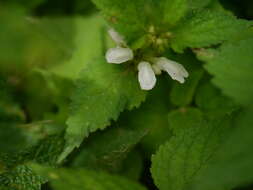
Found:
[0,165,46,190]
[187,108,253,190]
[0,6,74,73]
[151,108,234,190]
[33,166,147,190]
[72,124,148,173]
[199,36,253,106]
[189,0,212,9]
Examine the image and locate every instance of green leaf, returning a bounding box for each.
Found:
[3,0,45,10]
[121,150,143,180]
[0,7,74,73]
[207,0,233,15]
[91,0,151,43]
[60,58,146,162]
[202,36,253,106]
[0,123,28,155]
[0,82,27,154]
[189,0,212,9]
[121,78,171,155]
[0,165,46,190]
[0,133,65,171]
[195,81,238,118]
[170,68,203,106]
[33,166,147,190]
[0,79,25,123]
[161,0,188,26]
[151,108,233,190]
[171,11,252,52]
[160,0,211,27]
[72,125,148,172]
[0,121,66,170]
[30,134,65,166]
[161,0,212,26]
[49,16,105,80]
[187,108,253,190]
[24,70,73,122]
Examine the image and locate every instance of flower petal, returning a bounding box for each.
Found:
[106,47,134,64]
[138,61,157,90]
[153,57,189,83]
[108,28,126,46]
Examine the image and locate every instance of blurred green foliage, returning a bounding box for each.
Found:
[0,0,253,190]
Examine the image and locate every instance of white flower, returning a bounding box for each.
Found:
[108,28,126,46]
[106,28,133,64]
[138,61,157,90]
[153,57,189,83]
[106,47,134,64]
[105,29,189,90]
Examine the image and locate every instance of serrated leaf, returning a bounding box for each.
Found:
[0,165,45,190]
[72,125,148,172]
[60,58,146,162]
[202,36,253,106]
[33,166,147,190]
[0,134,65,172]
[171,11,252,52]
[151,108,233,190]
[187,108,253,190]
[0,121,66,171]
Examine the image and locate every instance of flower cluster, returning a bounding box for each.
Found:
[105,29,189,90]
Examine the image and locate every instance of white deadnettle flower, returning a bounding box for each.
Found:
[153,57,189,83]
[138,61,157,90]
[105,28,189,90]
[108,28,126,46]
[106,29,133,64]
[106,47,134,64]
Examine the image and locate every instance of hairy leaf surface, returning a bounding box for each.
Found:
[201,37,253,106]
[151,108,233,190]
[171,11,252,52]
[60,58,146,162]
